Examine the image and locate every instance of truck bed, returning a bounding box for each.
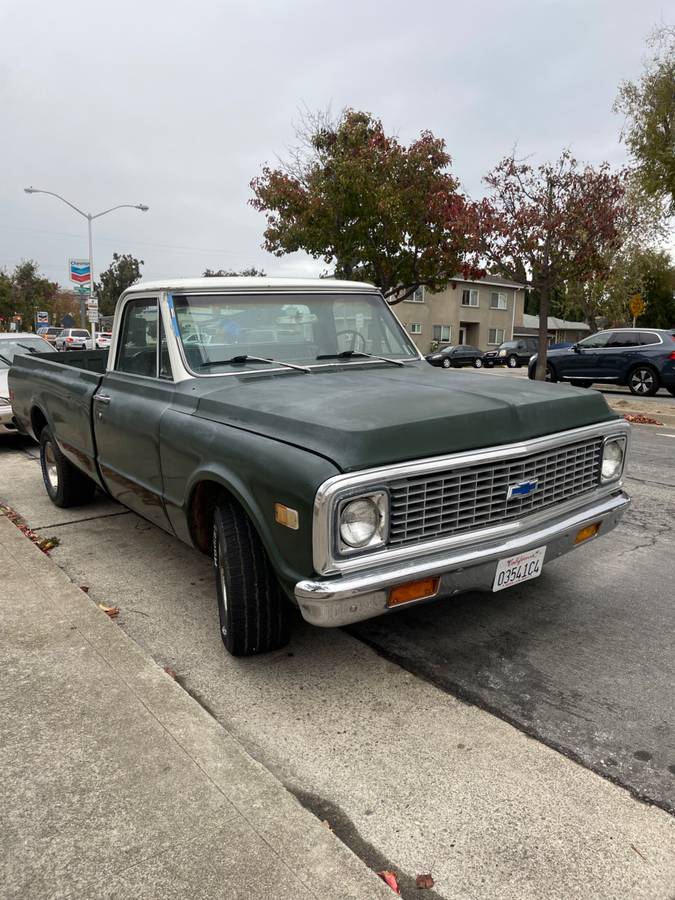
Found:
[9,350,108,485]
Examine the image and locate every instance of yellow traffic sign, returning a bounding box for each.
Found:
[629,294,645,318]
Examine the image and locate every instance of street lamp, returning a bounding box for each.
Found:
[23,187,149,341]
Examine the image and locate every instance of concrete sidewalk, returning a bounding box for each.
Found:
[0,515,391,900]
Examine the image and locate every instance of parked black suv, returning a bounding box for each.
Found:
[426,344,484,368]
[483,337,539,368]
[528,328,675,396]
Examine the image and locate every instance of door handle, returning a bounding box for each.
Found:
[94,394,111,405]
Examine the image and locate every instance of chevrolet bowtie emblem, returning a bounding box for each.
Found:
[507,479,539,500]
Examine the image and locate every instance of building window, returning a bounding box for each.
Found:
[488,328,505,345]
[405,286,425,303]
[432,325,451,342]
[409,323,422,334]
[490,291,507,310]
[461,289,479,307]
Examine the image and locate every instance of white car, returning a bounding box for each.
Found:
[0,332,51,435]
[95,331,113,349]
[54,328,93,351]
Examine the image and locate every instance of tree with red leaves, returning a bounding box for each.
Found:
[250,109,481,303]
[476,151,630,379]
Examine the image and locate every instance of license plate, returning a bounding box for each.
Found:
[492,546,546,592]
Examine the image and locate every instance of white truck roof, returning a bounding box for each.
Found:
[123,277,377,295]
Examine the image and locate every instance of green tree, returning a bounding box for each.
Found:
[0,271,13,329]
[8,260,58,329]
[250,108,481,302]
[615,26,675,213]
[477,152,630,378]
[95,253,144,316]
[203,267,266,277]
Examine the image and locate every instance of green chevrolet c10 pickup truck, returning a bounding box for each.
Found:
[9,277,631,655]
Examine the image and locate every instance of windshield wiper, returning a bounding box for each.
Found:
[0,353,12,366]
[316,350,406,368]
[198,354,311,373]
[16,344,40,353]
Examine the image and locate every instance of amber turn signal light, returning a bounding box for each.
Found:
[388,577,440,607]
[575,522,600,544]
[274,503,299,530]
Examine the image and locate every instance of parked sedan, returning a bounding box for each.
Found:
[54,328,93,351]
[426,344,484,368]
[528,327,675,396]
[0,332,51,435]
[483,338,539,368]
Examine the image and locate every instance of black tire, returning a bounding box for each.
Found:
[507,355,519,369]
[628,365,659,397]
[39,426,96,508]
[545,364,557,383]
[473,358,483,368]
[213,499,291,656]
[441,358,451,369]
[667,387,675,398]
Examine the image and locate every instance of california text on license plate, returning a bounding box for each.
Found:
[492,546,546,592]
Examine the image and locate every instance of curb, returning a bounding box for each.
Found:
[0,515,392,900]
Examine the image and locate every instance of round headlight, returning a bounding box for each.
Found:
[340,497,380,548]
[498,349,507,356]
[601,440,624,481]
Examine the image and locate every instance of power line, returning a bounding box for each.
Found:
[0,223,238,255]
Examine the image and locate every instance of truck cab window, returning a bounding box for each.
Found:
[116,299,159,377]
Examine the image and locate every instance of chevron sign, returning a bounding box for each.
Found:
[69,259,91,285]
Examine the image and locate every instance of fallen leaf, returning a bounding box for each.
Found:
[624,414,663,426]
[163,666,177,679]
[321,819,332,830]
[377,871,400,894]
[416,873,434,889]
[98,603,120,619]
[79,585,90,593]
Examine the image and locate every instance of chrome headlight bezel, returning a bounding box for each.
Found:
[600,435,626,483]
[336,490,389,555]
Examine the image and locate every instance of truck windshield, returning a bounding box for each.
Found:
[172,292,418,372]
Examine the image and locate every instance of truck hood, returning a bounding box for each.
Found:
[193,362,617,472]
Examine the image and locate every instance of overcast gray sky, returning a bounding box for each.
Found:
[0,0,670,287]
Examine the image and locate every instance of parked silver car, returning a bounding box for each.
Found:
[54,328,93,351]
[0,332,51,434]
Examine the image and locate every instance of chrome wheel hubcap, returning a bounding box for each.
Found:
[215,528,228,635]
[44,442,58,490]
[631,370,653,394]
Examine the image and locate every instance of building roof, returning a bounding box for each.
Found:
[521,314,590,331]
[450,275,527,290]
[123,277,377,295]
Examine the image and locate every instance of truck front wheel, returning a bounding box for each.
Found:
[40,426,96,508]
[213,500,291,656]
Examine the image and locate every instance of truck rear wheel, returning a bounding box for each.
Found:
[213,500,291,656]
[39,426,96,508]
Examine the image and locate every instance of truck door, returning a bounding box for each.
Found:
[93,296,174,532]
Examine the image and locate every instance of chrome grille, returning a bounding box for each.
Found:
[388,438,603,546]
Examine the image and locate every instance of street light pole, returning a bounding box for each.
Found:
[23,187,149,346]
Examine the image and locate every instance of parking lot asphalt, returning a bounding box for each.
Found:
[2,416,675,898]
[352,423,675,814]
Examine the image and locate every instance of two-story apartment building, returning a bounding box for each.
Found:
[394,276,527,353]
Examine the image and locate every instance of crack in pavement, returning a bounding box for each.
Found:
[33,511,132,530]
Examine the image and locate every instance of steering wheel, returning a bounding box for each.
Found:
[335,330,367,353]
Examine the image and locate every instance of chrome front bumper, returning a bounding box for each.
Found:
[295,490,630,627]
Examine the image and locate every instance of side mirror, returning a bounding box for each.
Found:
[572,343,580,353]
